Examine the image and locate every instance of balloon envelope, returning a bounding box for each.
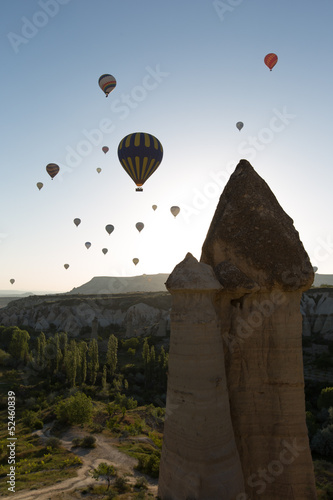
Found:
[118,132,163,191]
[46,163,60,179]
[264,53,278,70]
[133,258,139,266]
[136,222,144,233]
[10,279,15,285]
[152,205,157,211]
[64,264,69,269]
[85,242,91,249]
[105,224,114,235]
[36,182,43,190]
[102,248,108,255]
[170,206,180,218]
[98,74,116,97]
[313,266,318,273]
[236,121,244,131]
[73,218,81,227]
[102,146,109,154]
[96,168,102,173]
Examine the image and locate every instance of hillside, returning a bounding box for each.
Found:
[68,274,170,295]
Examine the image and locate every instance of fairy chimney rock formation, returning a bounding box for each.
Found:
[201,159,317,499]
[158,253,245,500]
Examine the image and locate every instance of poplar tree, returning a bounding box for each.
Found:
[106,334,118,378]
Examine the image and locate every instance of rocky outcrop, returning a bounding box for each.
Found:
[159,160,317,499]
[200,160,316,499]
[158,253,245,500]
[0,293,171,337]
[69,274,169,294]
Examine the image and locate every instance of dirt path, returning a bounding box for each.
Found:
[13,424,158,499]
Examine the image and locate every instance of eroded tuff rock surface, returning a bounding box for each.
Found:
[158,253,245,500]
[201,159,314,291]
[200,160,317,499]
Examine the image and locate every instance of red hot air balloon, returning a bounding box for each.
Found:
[102,146,109,154]
[264,53,278,71]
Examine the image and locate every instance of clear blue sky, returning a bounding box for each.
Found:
[1,0,333,293]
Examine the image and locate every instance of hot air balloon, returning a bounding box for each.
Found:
[236,122,244,131]
[102,248,108,255]
[118,132,163,191]
[170,206,180,218]
[46,163,60,179]
[96,168,102,174]
[105,224,114,235]
[136,222,144,233]
[133,258,139,266]
[102,146,109,154]
[73,218,81,227]
[64,264,69,270]
[264,53,278,71]
[98,74,117,97]
[10,279,15,285]
[36,182,43,190]
[152,205,157,211]
[85,242,91,249]
[313,266,318,273]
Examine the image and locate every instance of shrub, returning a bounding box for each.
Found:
[114,475,131,493]
[134,476,148,490]
[45,437,61,449]
[311,425,333,457]
[137,451,160,478]
[81,435,96,448]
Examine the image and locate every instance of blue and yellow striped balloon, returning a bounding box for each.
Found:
[117,133,163,191]
[98,74,117,97]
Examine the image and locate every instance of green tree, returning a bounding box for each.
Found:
[102,365,107,389]
[64,340,78,387]
[37,332,46,367]
[318,387,333,409]
[88,338,99,385]
[142,338,150,387]
[91,462,117,490]
[9,328,30,363]
[106,334,118,378]
[55,392,93,425]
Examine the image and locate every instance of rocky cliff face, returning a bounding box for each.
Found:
[159,160,317,500]
[0,293,171,338]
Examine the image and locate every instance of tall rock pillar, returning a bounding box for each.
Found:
[201,159,317,499]
[158,253,245,500]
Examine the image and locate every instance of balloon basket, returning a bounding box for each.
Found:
[136,188,143,192]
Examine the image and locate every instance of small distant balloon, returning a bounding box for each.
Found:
[105,224,114,235]
[313,266,318,273]
[102,248,108,255]
[96,168,102,174]
[236,121,244,131]
[264,53,278,71]
[46,163,60,179]
[10,279,15,285]
[36,182,43,190]
[73,218,81,227]
[152,205,157,211]
[98,74,117,97]
[133,258,139,266]
[85,242,91,249]
[64,264,69,270]
[102,146,109,154]
[170,206,180,218]
[136,222,144,233]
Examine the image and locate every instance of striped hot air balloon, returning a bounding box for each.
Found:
[46,163,60,179]
[118,133,163,191]
[98,74,117,97]
[264,53,278,71]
